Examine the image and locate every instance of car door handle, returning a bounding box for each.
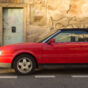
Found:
[79,46,83,47]
[71,46,83,48]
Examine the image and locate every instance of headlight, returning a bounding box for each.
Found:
[0,51,2,56]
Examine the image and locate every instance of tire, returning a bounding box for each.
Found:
[13,54,36,75]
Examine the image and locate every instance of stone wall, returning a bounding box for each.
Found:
[1,0,88,43]
[0,0,24,3]
[26,0,88,42]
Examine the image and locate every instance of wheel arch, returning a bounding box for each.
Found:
[11,52,38,68]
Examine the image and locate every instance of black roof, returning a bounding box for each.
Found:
[60,28,88,31]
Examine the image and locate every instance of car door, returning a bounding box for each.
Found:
[42,30,88,64]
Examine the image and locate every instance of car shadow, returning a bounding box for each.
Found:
[0,68,88,76]
[33,68,88,75]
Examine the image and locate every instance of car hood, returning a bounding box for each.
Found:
[0,42,41,50]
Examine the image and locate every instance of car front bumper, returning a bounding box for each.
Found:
[0,63,11,68]
[0,55,13,68]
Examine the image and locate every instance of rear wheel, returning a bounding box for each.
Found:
[13,54,36,75]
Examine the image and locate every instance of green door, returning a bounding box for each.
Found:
[3,8,24,45]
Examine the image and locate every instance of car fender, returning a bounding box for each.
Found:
[12,50,38,61]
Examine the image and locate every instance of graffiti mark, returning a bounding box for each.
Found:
[49,16,88,31]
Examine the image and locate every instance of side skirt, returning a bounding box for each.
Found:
[38,63,88,69]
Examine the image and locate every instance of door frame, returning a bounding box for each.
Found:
[1,4,27,46]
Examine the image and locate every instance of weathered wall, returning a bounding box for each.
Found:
[1,0,88,43]
[0,7,2,45]
[26,0,88,42]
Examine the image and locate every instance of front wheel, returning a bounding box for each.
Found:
[13,54,36,75]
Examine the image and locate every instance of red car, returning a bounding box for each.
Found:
[0,28,88,75]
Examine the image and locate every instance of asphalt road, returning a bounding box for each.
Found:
[0,68,88,88]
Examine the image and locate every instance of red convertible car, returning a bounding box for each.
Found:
[0,28,88,75]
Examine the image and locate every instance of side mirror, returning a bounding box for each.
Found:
[48,38,55,44]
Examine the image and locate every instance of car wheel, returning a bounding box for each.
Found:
[13,54,36,75]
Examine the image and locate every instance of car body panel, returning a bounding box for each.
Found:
[42,42,88,63]
[0,43,43,64]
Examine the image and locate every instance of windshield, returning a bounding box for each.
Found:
[37,30,60,43]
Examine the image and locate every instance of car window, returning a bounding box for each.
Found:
[53,30,88,43]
